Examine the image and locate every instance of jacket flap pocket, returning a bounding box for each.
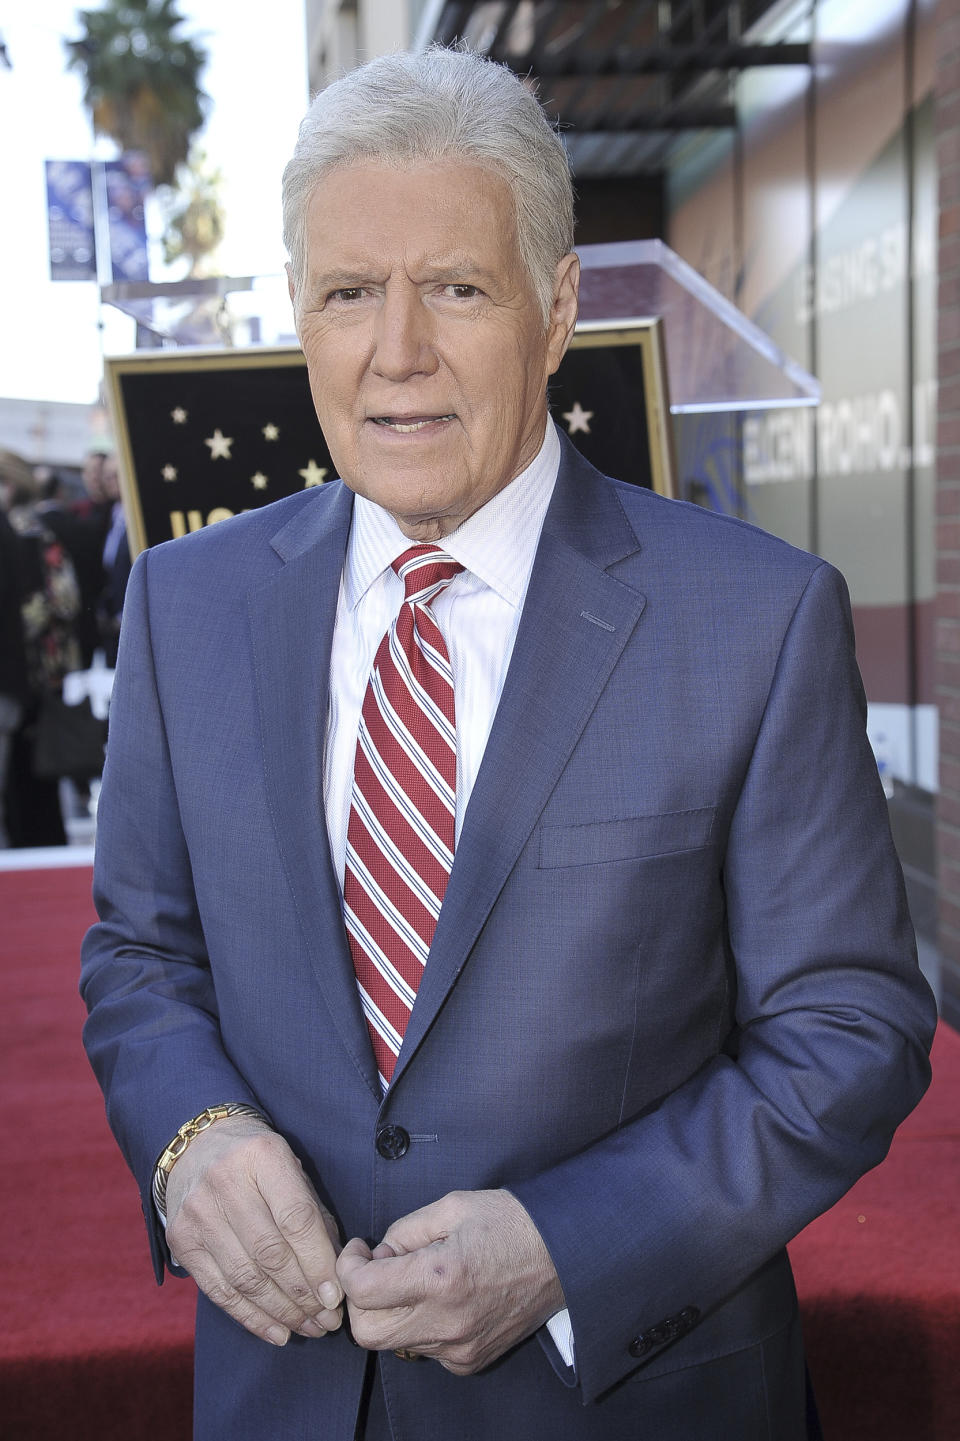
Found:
[538,807,716,869]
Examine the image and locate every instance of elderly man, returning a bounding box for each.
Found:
[81,47,936,1441]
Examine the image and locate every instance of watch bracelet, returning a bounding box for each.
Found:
[152,1103,267,1218]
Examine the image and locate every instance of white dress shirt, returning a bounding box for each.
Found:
[324,417,575,1367]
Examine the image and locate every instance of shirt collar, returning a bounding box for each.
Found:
[343,419,561,611]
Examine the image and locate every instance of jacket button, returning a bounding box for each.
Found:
[678,1306,701,1329]
[628,1333,653,1358]
[375,1124,410,1160]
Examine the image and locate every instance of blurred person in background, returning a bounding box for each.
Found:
[35,461,106,668]
[98,451,130,667]
[33,463,114,824]
[0,447,81,846]
[0,508,29,847]
[80,445,109,508]
[70,443,120,667]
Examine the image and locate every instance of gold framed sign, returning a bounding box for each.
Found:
[105,318,674,559]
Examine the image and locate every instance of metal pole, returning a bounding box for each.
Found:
[90,157,112,378]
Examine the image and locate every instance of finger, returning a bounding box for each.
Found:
[171,1194,340,1337]
[190,1252,343,1342]
[338,1238,404,1307]
[172,1224,306,1345]
[380,1194,459,1255]
[339,1243,431,1313]
[345,1294,424,1356]
[235,1175,343,1313]
[198,1266,339,1345]
[336,1236,375,1296]
[338,1240,418,1351]
[254,1149,345,1304]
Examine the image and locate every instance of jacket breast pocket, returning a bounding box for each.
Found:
[537,806,716,869]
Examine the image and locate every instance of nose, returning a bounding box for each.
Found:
[371,281,438,381]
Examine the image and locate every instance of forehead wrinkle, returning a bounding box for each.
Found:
[410,251,503,283]
[304,159,521,274]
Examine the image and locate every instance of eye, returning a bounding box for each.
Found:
[329,287,365,303]
[444,283,481,299]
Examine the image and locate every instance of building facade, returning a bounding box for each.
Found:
[299,0,958,1021]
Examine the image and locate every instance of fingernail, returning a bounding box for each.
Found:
[299,1317,327,1339]
[319,1282,341,1308]
[266,1325,290,1346]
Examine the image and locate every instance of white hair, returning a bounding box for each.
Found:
[282,46,575,326]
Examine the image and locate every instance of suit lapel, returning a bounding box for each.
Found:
[393,440,648,1085]
[247,483,382,1099]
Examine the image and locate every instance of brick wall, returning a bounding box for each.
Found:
[936,0,960,1027]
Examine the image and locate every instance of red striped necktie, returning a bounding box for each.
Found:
[343,544,464,1089]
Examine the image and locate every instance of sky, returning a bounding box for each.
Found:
[0,2,308,407]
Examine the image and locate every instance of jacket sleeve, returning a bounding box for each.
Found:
[509,560,937,1401]
[80,550,266,1282]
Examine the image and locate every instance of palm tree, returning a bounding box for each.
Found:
[161,145,225,276]
[65,0,209,187]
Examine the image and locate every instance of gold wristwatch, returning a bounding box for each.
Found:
[152,1103,266,1218]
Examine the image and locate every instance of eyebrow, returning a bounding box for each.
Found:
[415,255,500,283]
[308,270,382,292]
[307,255,501,294]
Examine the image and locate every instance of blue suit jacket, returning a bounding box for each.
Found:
[81,432,936,1439]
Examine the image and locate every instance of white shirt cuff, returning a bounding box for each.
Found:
[545,1307,575,1368]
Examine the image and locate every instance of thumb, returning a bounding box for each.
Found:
[380,1195,456,1257]
[336,1235,374,1289]
[337,1234,416,1310]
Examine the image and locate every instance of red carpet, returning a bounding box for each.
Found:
[0,864,194,1440]
[1,860,957,1440]
[789,1021,960,1440]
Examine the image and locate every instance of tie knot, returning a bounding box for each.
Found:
[393,544,464,604]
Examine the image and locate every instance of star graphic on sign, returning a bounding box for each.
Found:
[562,401,593,435]
[205,428,234,460]
[171,407,188,424]
[161,464,178,482]
[251,472,269,490]
[299,459,328,487]
[262,422,279,441]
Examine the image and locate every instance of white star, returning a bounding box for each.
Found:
[299,459,328,488]
[562,401,593,436]
[251,472,269,490]
[171,407,188,424]
[262,422,279,441]
[205,428,234,460]
[161,464,178,482]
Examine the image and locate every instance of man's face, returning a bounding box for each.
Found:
[101,457,120,501]
[291,159,579,540]
[82,452,106,503]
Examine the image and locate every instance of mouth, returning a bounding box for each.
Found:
[370,414,455,434]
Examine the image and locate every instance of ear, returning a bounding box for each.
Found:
[545,252,580,377]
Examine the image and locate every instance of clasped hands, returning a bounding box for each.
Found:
[164,1117,564,1373]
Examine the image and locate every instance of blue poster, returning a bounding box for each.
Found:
[104,154,151,282]
[45,160,96,281]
